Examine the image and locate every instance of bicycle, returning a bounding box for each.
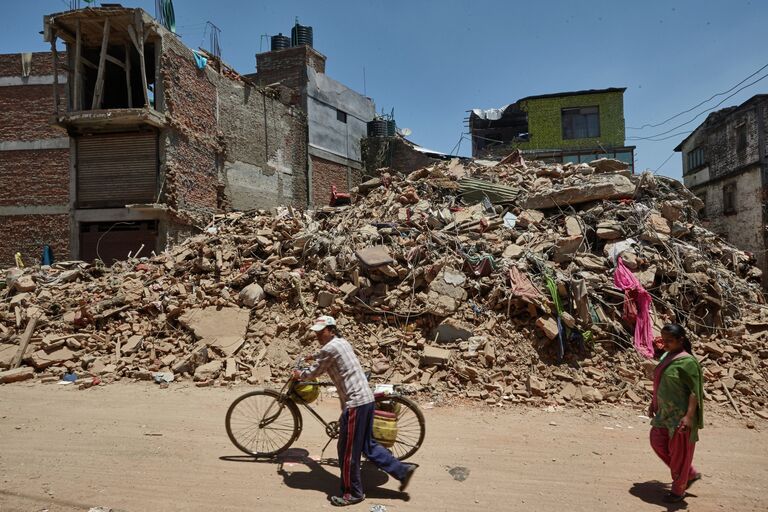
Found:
[225,370,426,461]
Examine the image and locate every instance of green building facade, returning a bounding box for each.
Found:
[470,87,634,169]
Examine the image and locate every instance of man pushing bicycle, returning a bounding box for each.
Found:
[293,315,417,507]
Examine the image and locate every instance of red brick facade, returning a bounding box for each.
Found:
[0,149,69,206]
[311,155,351,207]
[0,52,71,267]
[161,38,226,215]
[255,46,326,94]
[0,52,57,78]
[0,214,69,266]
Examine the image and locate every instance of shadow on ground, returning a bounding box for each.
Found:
[220,448,410,502]
[629,480,696,511]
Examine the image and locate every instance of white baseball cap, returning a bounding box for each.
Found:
[310,315,337,331]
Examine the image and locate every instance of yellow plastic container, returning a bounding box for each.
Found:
[293,382,319,403]
[372,410,398,448]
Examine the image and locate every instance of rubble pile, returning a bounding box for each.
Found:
[1,156,767,419]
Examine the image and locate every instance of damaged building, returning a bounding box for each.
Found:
[0,5,308,266]
[469,88,635,171]
[249,24,375,207]
[675,94,768,285]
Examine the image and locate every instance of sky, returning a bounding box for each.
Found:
[2,0,766,180]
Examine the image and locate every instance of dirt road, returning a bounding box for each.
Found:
[0,383,766,512]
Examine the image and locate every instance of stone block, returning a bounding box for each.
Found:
[422,345,451,366]
[0,366,34,383]
[536,316,559,340]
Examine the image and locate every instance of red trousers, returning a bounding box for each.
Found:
[650,426,698,495]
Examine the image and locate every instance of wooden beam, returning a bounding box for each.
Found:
[11,316,38,370]
[79,56,98,70]
[74,20,82,110]
[105,54,125,70]
[51,31,60,117]
[92,17,111,109]
[127,25,139,51]
[124,43,132,108]
[134,12,149,108]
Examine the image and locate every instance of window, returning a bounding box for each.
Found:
[736,124,747,153]
[723,183,736,214]
[561,106,600,140]
[336,109,347,123]
[686,147,706,171]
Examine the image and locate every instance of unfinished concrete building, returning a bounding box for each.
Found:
[251,29,375,207]
[2,5,308,265]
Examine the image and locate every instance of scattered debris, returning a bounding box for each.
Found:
[0,157,766,420]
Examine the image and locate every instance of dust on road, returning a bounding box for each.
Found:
[0,383,766,511]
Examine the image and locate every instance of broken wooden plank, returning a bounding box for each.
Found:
[131,12,149,107]
[124,42,132,108]
[92,17,111,109]
[11,316,39,369]
[721,380,743,418]
[74,20,82,110]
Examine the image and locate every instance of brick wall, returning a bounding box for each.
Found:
[0,85,67,141]
[0,149,69,206]
[311,155,350,207]
[255,46,326,93]
[0,51,71,267]
[362,137,440,176]
[160,37,221,216]
[161,34,308,215]
[218,77,308,209]
[0,52,57,78]
[0,214,69,267]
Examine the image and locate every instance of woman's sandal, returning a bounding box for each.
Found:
[330,494,365,507]
[663,492,685,503]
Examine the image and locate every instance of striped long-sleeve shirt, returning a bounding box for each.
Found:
[300,336,374,409]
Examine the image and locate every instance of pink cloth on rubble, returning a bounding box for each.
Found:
[613,258,654,358]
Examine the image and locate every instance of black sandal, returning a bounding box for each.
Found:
[330,494,365,507]
[663,492,685,503]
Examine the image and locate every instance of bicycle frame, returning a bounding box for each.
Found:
[269,379,338,433]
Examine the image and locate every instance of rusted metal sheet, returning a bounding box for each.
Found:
[77,131,157,208]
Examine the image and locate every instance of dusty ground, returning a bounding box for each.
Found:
[0,383,766,512]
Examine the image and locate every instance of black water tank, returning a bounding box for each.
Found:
[291,22,313,47]
[271,33,291,51]
[367,119,396,137]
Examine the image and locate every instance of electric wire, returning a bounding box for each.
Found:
[627,71,768,141]
[628,62,768,130]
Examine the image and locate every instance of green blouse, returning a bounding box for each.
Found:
[651,352,704,442]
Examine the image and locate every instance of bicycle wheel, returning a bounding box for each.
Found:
[225,389,302,457]
[374,394,425,461]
